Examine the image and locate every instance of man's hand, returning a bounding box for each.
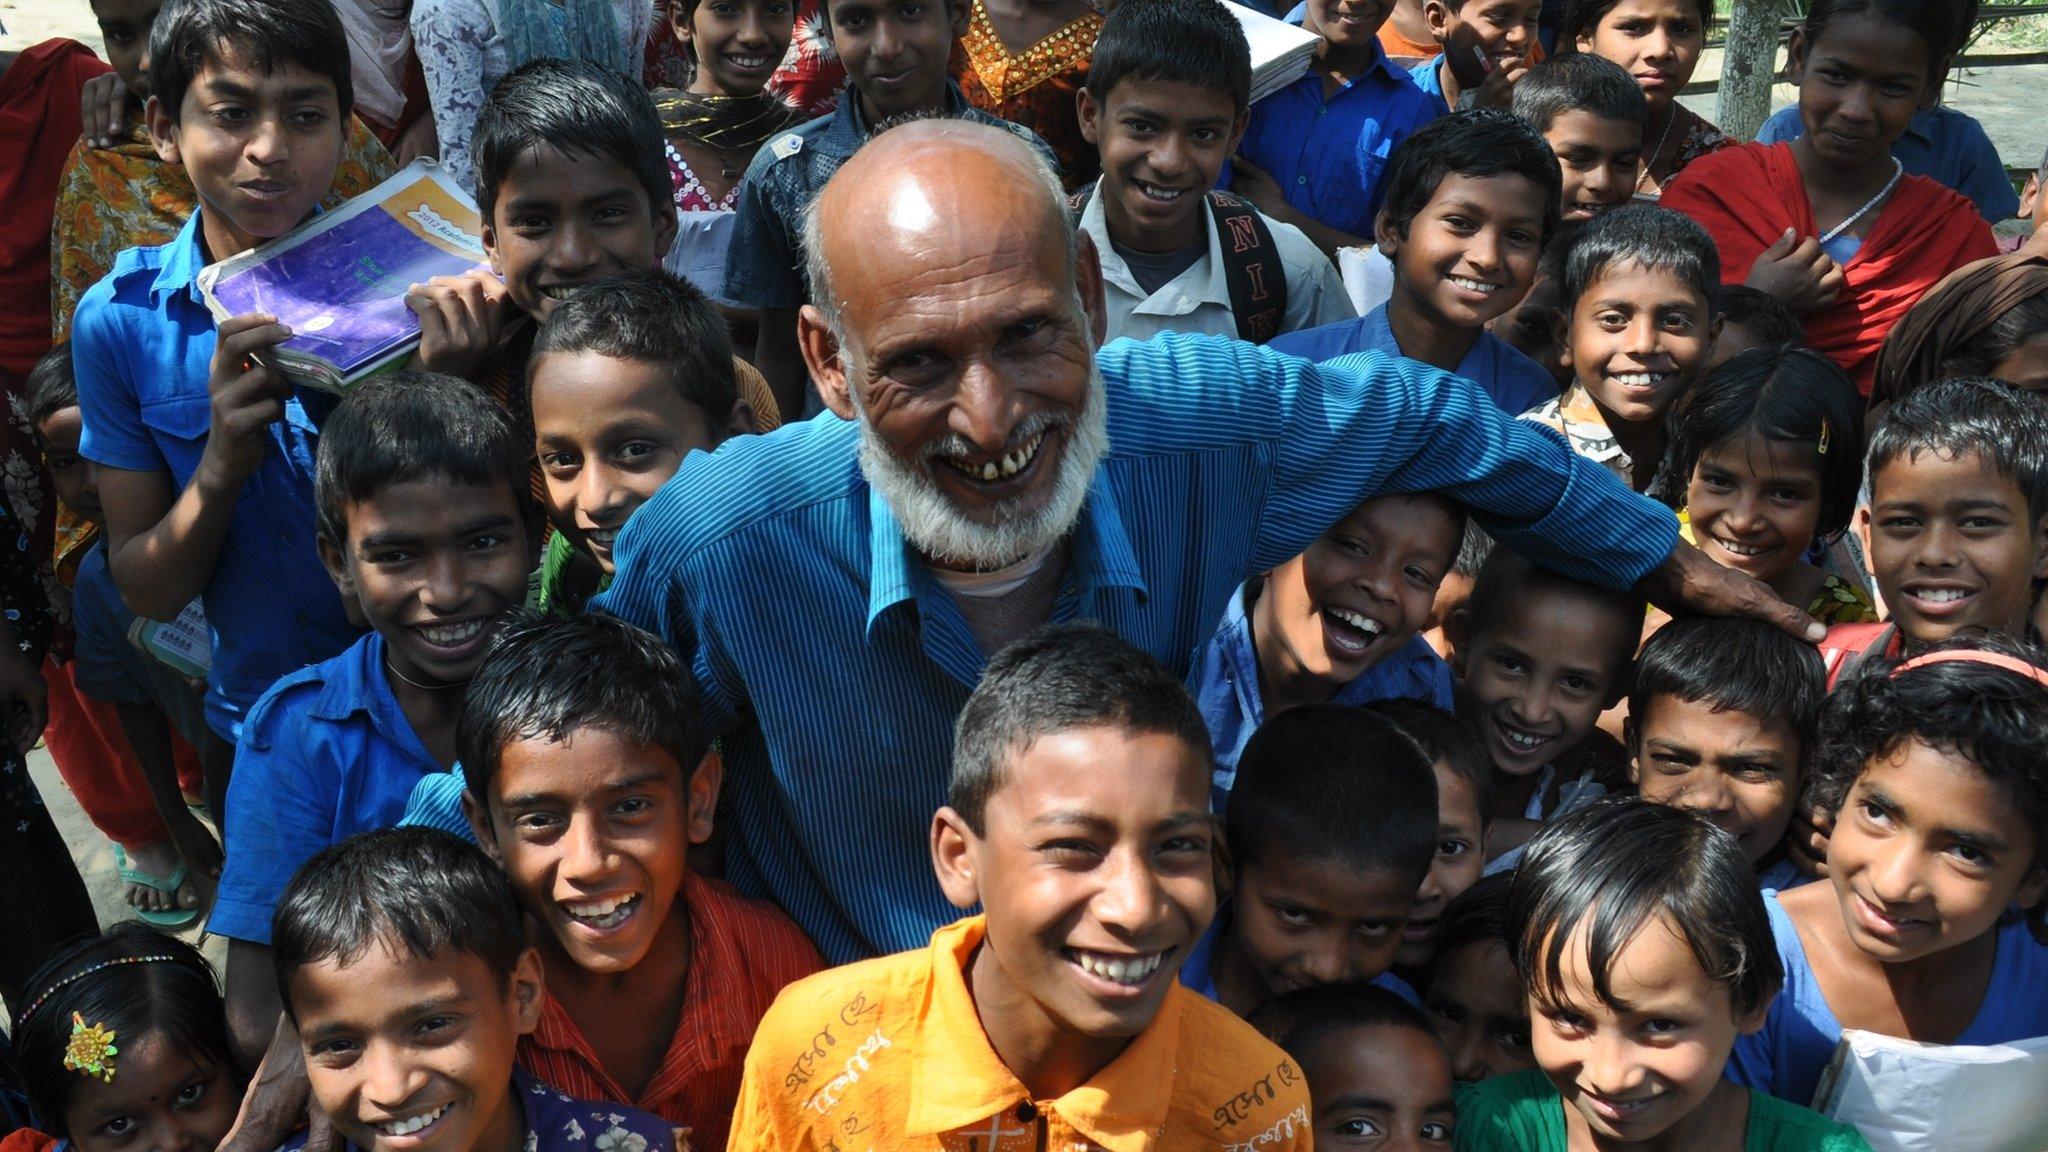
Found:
[198,313,294,493]
[1230,154,1287,219]
[0,642,46,754]
[406,270,512,378]
[1638,540,1825,643]
[81,72,130,148]
[1745,228,1845,316]
[218,1015,320,1152]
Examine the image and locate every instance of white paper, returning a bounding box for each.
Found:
[1223,0,1321,104]
[1816,1029,2048,1152]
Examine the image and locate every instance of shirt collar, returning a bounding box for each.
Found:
[863,457,1147,633]
[150,210,211,301]
[1538,386,1630,466]
[830,79,973,151]
[905,916,1181,1151]
[1083,191,1231,314]
[307,633,441,767]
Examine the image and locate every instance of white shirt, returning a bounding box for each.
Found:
[1079,191,1355,345]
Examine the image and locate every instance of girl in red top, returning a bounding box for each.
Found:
[1660,0,1996,395]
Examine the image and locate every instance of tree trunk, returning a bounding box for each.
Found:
[1717,0,1781,141]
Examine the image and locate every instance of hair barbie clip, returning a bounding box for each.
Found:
[1893,650,2048,688]
[1816,419,1831,457]
[64,1014,119,1083]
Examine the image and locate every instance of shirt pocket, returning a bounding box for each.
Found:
[136,395,214,479]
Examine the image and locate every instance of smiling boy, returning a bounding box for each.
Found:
[1824,377,2048,680]
[213,375,535,1068]
[275,829,676,1152]
[1075,0,1355,344]
[730,626,1312,1150]
[459,613,820,1152]
[1521,204,1721,494]
[1269,110,1559,416]
[1409,0,1539,109]
[1511,52,1645,227]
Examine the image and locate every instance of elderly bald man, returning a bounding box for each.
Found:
[595,120,1815,964]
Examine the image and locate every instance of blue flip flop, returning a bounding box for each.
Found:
[113,844,201,928]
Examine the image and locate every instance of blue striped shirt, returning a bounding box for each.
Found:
[594,332,1678,963]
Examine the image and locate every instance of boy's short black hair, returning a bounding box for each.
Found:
[1369,698,1493,826]
[1559,0,1711,47]
[1813,635,2048,939]
[25,343,76,430]
[313,371,531,545]
[1666,346,1866,539]
[1453,522,1494,579]
[1084,0,1252,115]
[951,623,1211,835]
[1715,284,1802,351]
[15,924,232,1140]
[1508,796,1782,1020]
[1248,981,1438,1065]
[1435,870,1514,960]
[1227,704,1437,882]
[457,611,704,804]
[1461,548,1645,681]
[1511,51,1647,135]
[1377,109,1562,248]
[1868,376,2048,523]
[472,58,671,229]
[271,827,528,1017]
[530,268,738,424]
[1559,203,1720,317]
[1627,617,1825,761]
[148,0,352,123]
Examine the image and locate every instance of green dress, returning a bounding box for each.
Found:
[1454,1070,1872,1152]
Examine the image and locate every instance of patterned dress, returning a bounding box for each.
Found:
[950,0,1103,190]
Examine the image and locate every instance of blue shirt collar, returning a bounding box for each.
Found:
[863,458,1149,634]
[828,80,974,154]
[150,211,212,302]
[307,632,441,769]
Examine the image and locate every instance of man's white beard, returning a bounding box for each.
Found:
[854,365,1110,571]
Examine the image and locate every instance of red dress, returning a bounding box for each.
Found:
[1661,142,1998,395]
[949,0,1102,191]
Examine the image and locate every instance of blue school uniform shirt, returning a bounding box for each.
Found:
[593,333,1682,964]
[1269,303,1559,416]
[1728,890,2048,1108]
[210,631,442,945]
[1756,105,2020,224]
[71,541,214,747]
[1229,30,1446,236]
[1189,582,1452,810]
[69,211,361,741]
[1179,902,1423,1007]
[1408,58,1450,104]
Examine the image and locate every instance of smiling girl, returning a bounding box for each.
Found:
[6,925,243,1152]
[1730,638,2048,1110]
[1659,0,1996,395]
[1666,346,1874,624]
[1563,0,1727,199]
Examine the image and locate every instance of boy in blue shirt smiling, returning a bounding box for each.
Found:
[212,373,536,1072]
[1270,111,1559,416]
[1226,0,1446,256]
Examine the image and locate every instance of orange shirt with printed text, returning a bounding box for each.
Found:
[728,915,1314,1152]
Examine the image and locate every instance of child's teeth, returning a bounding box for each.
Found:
[378,1105,448,1137]
[1613,372,1668,387]
[1449,276,1497,294]
[1918,588,1968,603]
[1073,950,1163,985]
[421,619,486,645]
[1327,607,1382,635]
[565,893,640,927]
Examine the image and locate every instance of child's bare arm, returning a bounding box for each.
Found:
[102,313,295,620]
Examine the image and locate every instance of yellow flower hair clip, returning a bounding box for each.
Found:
[64,1014,119,1083]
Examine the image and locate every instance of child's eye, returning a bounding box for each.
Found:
[1500,1027,1532,1052]
[415,1014,455,1036]
[367,548,414,565]
[464,533,507,553]
[1642,1017,1686,1037]
[1040,839,1101,862]
[1274,905,1315,927]
[1335,1117,1384,1138]
[539,450,581,473]
[1428,1001,1466,1024]
[1357,920,1398,940]
[99,1116,138,1139]
[514,811,563,835]
[1437,838,1470,858]
[1160,834,1210,858]
[1857,799,1892,827]
[613,796,654,817]
[174,1080,209,1108]
[1421,1120,1453,1142]
[1492,652,1526,674]
[289,109,330,128]
[1949,843,1991,868]
[1561,674,1595,694]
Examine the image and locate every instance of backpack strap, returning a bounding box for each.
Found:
[1205,189,1288,344]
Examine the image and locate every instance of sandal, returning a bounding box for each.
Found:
[113,844,201,928]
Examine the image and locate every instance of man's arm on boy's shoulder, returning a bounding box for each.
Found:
[220,942,326,1152]
[89,313,298,619]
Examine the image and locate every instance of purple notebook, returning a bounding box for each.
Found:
[198,160,486,389]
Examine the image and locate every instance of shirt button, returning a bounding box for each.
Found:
[1016,1102,1038,1122]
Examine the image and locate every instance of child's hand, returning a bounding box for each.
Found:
[393,108,440,167]
[198,313,294,493]
[407,269,513,379]
[80,72,130,149]
[1745,228,1845,316]
[1230,154,1287,217]
[1472,60,1529,110]
[1786,801,1833,879]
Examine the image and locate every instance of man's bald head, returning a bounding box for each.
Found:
[801,120,1078,336]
